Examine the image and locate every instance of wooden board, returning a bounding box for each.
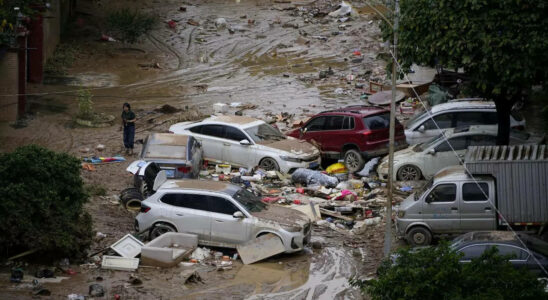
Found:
[367,90,406,105]
[320,208,353,221]
[237,233,285,265]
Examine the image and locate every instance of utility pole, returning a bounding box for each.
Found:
[383,0,399,257]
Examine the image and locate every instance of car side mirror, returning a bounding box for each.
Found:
[427,148,436,155]
[239,139,251,146]
[417,125,425,133]
[233,211,244,218]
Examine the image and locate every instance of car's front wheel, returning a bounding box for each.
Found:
[149,223,176,240]
[406,227,432,246]
[259,157,280,171]
[397,165,422,181]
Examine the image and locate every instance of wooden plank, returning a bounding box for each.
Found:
[237,233,285,265]
[320,208,353,221]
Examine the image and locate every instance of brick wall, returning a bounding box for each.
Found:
[0,51,19,122]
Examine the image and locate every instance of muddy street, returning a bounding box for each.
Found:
[0,0,393,299]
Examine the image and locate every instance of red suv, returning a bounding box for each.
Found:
[287,106,407,172]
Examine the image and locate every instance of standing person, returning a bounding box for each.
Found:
[121,102,136,155]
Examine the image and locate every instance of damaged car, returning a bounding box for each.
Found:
[378,125,544,181]
[169,115,320,173]
[135,179,312,252]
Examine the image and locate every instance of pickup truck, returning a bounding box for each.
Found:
[395,144,548,246]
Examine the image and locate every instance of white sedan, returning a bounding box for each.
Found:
[378,125,543,181]
[169,115,320,173]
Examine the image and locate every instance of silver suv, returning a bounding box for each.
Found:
[135,179,312,252]
[404,99,525,145]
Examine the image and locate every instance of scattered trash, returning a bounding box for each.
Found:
[67,294,86,300]
[167,20,177,29]
[10,268,23,283]
[328,1,354,17]
[180,269,203,284]
[237,233,286,265]
[187,19,200,26]
[189,247,211,261]
[357,157,380,177]
[83,156,126,164]
[215,164,231,174]
[110,234,144,258]
[89,284,105,297]
[291,168,338,188]
[35,269,55,278]
[400,186,413,192]
[215,18,227,29]
[326,162,347,174]
[213,103,228,113]
[141,233,198,267]
[100,34,116,42]
[101,256,139,271]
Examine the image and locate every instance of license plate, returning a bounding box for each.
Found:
[164,169,175,178]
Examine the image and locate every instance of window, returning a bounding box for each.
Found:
[189,125,202,133]
[455,112,497,127]
[460,245,487,260]
[495,245,529,260]
[244,124,286,143]
[224,126,248,142]
[161,193,208,211]
[207,196,240,215]
[468,135,496,147]
[364,113,390,130]
[435,136,467,152]
[463,183,489,201]
[422,113,454,130]
[427,184,456,202]
[342,116,355,130]
[305,117,327,131]
[201,125,224,138]
[324,116,345,130]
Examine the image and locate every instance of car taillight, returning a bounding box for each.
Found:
[362,130,371,136]
[141,205,151,213]
[178,166,192,173]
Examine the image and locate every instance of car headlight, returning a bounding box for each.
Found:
[280,155,302,163]
[397,210,405,218]
[282,225,302,232]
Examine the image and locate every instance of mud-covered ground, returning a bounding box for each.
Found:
[0,0,408,299]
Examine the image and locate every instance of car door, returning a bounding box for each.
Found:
[423,136,467,178]
[421,183,460,232]
[459,182,496,231]
[495,244,530,271]
[413,112,455,144]
[300,116,328,150]
[190,124,225,163]
[160,192,211,242]
[207,195,251,245]
[221,125,256,167]
[314,115,347,152]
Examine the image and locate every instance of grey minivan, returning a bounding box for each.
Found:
[395,166,496,246]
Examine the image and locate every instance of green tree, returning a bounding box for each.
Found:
[351,242,548,299]
[383,0,548,144]
[0,145,93,260]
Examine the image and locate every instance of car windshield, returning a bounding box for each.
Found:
[232,188,267,212]
[405,110,428,129]
[415,133,445,152]
[415,177,433,201]
[245,123,286,143]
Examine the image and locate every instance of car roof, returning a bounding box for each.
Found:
[202,115,263,127]
[319,105,388,117]
[430,99,494,114]
[433,165,492,182]
[159,179,241,195]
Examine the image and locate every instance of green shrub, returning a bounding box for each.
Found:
[106,8,155,43]
[44,43,79,76]
[77,89,94,121]
[0,145,93,260]
[351,242,548,300]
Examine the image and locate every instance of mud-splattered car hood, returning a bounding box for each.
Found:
[258,138,319,158]
[251,205,310,228]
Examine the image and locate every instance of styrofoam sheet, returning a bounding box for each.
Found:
[101,256,139,271]
[110,234,144,258]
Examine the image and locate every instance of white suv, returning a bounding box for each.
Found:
[135,179,312,252]
[404,99,525,145]
[169,115,320,173]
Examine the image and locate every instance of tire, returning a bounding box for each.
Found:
[406,227,432,246]
[120,187,140,199]
[259,157,280,171]
[397,165,422,181]
[149,223,176,240]
[120,189,144,211]
[343,149,365,173]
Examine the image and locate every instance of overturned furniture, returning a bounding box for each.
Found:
[141,233,198,267]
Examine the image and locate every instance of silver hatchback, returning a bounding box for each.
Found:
[135,180,312,252]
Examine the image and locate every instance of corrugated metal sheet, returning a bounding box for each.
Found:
[464,145,548,223]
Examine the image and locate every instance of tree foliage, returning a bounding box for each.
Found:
[351,243,548,300]
[106,8,155,43]
[0,145,93,260]
[381,0,548,144]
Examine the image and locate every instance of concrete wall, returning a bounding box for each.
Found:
[0,51,19,122]
[43,0,61,65]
